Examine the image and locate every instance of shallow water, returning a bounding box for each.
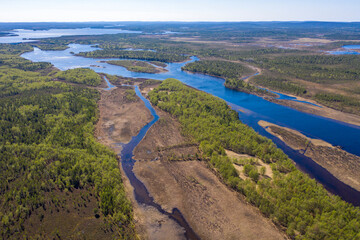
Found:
[22,44,360,205]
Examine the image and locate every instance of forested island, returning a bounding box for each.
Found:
[106,60,167,73]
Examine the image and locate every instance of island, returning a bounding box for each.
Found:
[106,60,168,73]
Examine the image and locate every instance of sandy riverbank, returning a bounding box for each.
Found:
[259,120,360,192]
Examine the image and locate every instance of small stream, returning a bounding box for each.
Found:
[105,83,199,240]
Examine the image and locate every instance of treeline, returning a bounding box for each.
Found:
[0,67,59,98]
[148,79,360,240]
[261,55,360,83]
[182,60,274,96]
[56,68,103,86]
[106,60,162,73]
[182,60,252,79]
[225,78,275,97]
[252,75,307,96]
[77,49,189,62]
[193,47,301,62]
[0,46,135,238]
[314,93,360,115]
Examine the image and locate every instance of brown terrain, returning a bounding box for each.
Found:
[95,86,152,149]
[95,81,286,239]
[132,88,286,239]
[23,188,114,239]
[259,120,360,192]
[95,83,192,240]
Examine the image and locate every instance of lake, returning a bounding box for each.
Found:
[0,28,141,43]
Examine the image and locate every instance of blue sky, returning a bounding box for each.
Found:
[1,0,359,22]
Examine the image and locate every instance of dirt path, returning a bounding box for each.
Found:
[259,120,360,192]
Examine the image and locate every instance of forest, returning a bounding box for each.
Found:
[77,49,189,62]
[182,60,253,79]
[148,79,360,240]
[260,55,360,83]
[56,68,103,86]
[182,59,275,96]
[106,60,164,73]
[0,44,135,239]
[252,75,308,96]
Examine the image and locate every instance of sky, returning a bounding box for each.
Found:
[0,0,359,22]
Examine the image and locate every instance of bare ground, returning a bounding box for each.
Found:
[259,120,360,192]
[95,84,189,239]
[133,108,286,239]
[95,87,153,150]
[95,82,286,239]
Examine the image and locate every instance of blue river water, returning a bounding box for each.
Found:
[21,44,360,204]
[327,45,360,55]
[117,85,198,239]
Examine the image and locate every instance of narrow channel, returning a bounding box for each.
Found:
[109,83,199,240]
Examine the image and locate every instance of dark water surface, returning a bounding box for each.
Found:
[22,44,360,205]
[117,85,199,239]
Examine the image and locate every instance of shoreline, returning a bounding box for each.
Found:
[183,67,360,127]
[258,120,360,192]
[266,96,360,127]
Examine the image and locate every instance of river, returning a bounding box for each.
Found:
[21,43,360,205]
[112,83,199,239]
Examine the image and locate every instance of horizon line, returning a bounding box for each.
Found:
[1,20,360,24]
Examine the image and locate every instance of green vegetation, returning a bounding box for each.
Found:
[0,45,135,239]
[182,59,275,96]
[252,75,307,96]
[56,68,103,86]
[77,49,188,62]
[260,55,360,83]
[149,79,360,240]
[150,61,167,68]
[33,43,69,51]
[225,78,276,96]
[314,93,360,115]
[125,88,137,101]
[0,44,52,72]
[182,60,252,79]
[107,60,164,73]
